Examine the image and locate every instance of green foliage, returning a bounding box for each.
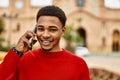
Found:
[64,25,73,42]
[63,25,84,52]
[0,18,8,52]
[77,18,82,22]
[0,46,10,52]
[0,18,5,34]
[0,37,5,46]
[64,24,84,43]
[0,37,5,42]
[0,37,10,52]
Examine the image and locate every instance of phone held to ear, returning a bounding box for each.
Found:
[30,27,37,50]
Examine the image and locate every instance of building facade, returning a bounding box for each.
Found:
[0,0,120,53]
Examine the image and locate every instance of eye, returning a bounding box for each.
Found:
[50,28,58,32]
[37,27,44,32]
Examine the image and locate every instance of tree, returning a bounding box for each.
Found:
[0,17,4,34]
[0,17,5,48]
[63,25,84,52]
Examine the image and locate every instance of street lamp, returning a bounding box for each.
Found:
[2,13,18,47]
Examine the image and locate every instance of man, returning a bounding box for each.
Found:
[0,5,90,80]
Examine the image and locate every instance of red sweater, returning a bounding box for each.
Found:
[0,48,90,80]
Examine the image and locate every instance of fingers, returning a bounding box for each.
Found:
[23,30,37,46]
[16,30,37,53]
[25,31,36,40]
[21,37,31,48]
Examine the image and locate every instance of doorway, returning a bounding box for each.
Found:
[112,30,120,52]
[77,28,86,47]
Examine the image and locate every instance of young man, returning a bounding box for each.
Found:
[0,6,90,80]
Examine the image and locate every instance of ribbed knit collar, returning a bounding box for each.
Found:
[39,48,65,58]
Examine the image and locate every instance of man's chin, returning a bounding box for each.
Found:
[41,47,52,52]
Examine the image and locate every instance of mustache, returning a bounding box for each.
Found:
[37,37,53,41]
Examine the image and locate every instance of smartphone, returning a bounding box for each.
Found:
[30,26,37,50]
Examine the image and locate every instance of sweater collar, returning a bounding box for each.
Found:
[39,48,65,58]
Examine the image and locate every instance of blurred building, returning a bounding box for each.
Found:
[0,0,120,53]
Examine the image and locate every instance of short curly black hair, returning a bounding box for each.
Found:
[36,5,67,27]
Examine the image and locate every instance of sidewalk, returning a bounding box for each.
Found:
[0,51,7,61]
[83,55,120,75]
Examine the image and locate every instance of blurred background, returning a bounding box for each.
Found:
[0,0,120,80]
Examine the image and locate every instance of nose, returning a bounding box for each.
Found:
[42,30,50,38]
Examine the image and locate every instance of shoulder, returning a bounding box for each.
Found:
[63,49,89,70]
[63,49,87,64]
[63,49,83,59]
[20,48,41,60]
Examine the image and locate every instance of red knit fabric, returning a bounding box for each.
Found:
[0,48,90,80]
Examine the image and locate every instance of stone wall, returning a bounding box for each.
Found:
[90,68,120,80]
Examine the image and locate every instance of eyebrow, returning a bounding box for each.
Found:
[49,26,58,29]
[37,25,44,28]
[37,25,58,29]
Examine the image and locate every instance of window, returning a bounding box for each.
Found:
[77,0,84,7]
[104,0,120,9]
[0,0,9,8]
[16,23,20,31]
[15,0,23,9]
[112,30,120,52]
[30,0,53,7]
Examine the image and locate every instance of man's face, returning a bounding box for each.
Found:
[36,16,65,52]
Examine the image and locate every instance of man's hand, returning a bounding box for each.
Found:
[15,31,37,54]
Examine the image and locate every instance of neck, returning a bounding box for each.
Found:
[41,48,62,52]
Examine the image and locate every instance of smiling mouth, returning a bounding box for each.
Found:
[42,40,51,46]
[40,38,53,46]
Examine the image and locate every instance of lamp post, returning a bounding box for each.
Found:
[2,13,18,47]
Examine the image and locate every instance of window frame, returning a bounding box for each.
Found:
[30,0,53,7]
[0,0,9,8]
[76,0,85,7]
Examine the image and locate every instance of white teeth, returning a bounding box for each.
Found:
[42,41,51,45]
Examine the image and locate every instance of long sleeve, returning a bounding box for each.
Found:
[0,49,20,80]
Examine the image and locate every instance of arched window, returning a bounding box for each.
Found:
[77,28,86,47]
[0,0,9,8]
[30,0,53,7]
[77,0,84,7]
[104,0,120,9]
[112,30,120,52]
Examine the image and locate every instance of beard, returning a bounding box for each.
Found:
[41,47,53,51]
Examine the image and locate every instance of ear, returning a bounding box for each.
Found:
[62,27,66,32]
[61,27,66,36]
